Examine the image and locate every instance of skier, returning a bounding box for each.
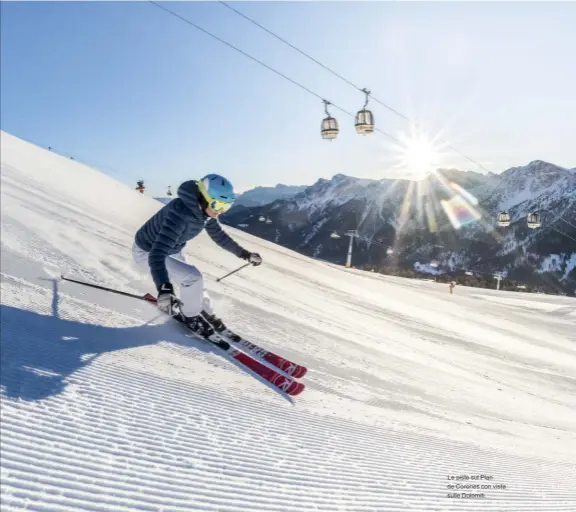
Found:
[132,174,262,336]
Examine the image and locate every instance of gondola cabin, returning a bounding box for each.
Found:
[527,212,541,229]
[497,211,511,227]
[321,116,339,140]
[321,99,338,140]
[355,88,375,135]
[355,109,375,135]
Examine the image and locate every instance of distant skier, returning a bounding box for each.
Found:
[132,174,262,336]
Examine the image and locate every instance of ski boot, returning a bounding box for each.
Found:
[202,311,241,341]
[177,313,215,338]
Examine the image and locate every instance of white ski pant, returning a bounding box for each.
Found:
[132,242,213,318]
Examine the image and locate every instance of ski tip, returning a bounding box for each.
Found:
[292,367,308,379]
[288,382,306,397]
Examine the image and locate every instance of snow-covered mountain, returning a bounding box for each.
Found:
[234,183,308,207]
[2,131,576,509]
[477,160,575,214]
[155,185,306,209]
[224,162,576,293]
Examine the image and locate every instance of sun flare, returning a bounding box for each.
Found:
[391,130,446,181]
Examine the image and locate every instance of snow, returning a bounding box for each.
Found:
[302,217,329,246]
[294,175,380,215]
[243,161,575,286]
[414,262,443,275]
[564,253,576,280]
[484,160,576,214]
[470,293,575,314]
[537,253,576,282]
[539,253,565,274]
[2,130,576,511]
[235,184,308,207]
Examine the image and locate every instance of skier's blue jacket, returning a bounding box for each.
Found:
[135,180,245,289]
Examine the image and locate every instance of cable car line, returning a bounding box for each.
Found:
[149,1,399,143]
[541,212,576,232]
[218,0,367,97]
[152,1,573,250]
[546,215,576,242]
[219,3,572,251]
[558,216,576,230]
[550,226,576,243]
[150,1,324,102]
[218,0,490,173]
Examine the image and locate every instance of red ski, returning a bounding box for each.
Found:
[177,318,305,397]
[59,277,306,395]
[217,330,307,379]
[228,347,305,396]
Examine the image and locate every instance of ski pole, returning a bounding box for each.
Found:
[60,275,157,303]
[216,263,251,282]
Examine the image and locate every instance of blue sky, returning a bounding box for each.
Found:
[2,1,575,196]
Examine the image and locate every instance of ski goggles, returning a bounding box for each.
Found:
[207,198,233,214]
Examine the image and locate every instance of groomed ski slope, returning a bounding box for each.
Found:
[1,130,575,511]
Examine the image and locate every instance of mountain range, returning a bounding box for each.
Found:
[234,184,308,207]
[222,161,576,294]
[154,183,308,208]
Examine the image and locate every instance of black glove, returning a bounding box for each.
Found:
[240,250,262,266]
[156,282,180,315]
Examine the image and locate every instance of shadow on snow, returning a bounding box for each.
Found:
[0,278,294,403]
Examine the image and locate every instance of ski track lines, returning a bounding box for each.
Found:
[2,133,576,511]
[2,353,576,511]
[2,284,575,511]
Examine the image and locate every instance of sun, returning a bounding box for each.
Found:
[392,130,445,181]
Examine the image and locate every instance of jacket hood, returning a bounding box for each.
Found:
[177,180,206,219]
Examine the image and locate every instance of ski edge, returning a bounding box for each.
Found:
[199,312,308,379]
[222,333,308,379]
[176,319,305,397]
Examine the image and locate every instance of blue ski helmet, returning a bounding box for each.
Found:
[198,174,237,214]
